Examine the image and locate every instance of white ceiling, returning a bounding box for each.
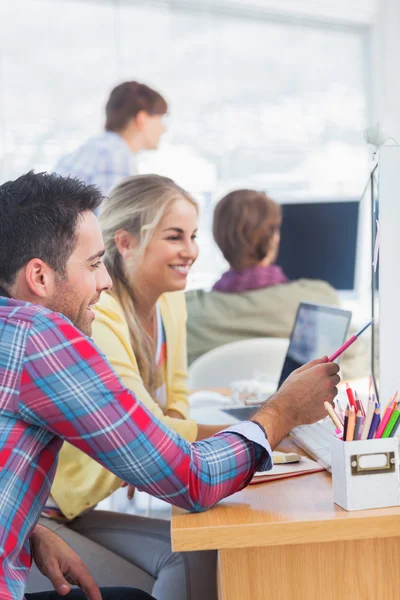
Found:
[207,0,379,25]
[71,0,379,27]
[109,0,379,26]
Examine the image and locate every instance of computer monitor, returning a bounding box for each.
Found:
[276,200,360,291]
[370,165,380,402]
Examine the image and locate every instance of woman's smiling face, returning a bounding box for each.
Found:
[133,197,199,295]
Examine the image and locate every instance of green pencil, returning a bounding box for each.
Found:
[382,408,400,438]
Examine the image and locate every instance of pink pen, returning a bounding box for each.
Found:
[328,319,374,362]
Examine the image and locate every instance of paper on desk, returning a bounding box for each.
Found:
[251,455,323,485]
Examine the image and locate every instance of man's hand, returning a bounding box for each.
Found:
[252,357,340,449]
[30,524,102,600]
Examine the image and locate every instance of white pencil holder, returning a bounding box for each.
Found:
[331,436,400,511]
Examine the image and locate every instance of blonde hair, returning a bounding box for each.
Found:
[100,174,198,395]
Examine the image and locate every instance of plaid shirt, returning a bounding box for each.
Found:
[0,296,272,599]
[54,131,136,197]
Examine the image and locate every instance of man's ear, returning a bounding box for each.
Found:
[114,229,137,259]
[24,258,56,298]
[134,110,149,132]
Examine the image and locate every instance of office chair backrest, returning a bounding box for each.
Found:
[188,337,289,389]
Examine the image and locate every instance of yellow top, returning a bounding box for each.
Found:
[50,290,197,520]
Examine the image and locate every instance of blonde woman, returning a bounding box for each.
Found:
[29,175,219,600]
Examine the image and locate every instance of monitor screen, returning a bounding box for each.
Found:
[276,200,360,290]
[278,303,352,387]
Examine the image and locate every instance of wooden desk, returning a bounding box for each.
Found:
[171,439,400,599]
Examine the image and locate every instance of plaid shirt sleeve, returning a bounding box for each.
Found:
[19,311,271,511]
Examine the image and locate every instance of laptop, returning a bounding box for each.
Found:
[223,302,352,421]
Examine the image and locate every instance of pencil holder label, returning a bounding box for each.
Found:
[350,451,395,475]
[331,436,400,511]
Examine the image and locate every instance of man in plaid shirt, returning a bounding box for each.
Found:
[0,171,340,599]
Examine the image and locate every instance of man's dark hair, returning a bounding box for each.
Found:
[105,81,168,132]
[0,171,103,286]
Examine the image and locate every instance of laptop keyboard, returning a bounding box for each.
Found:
[290,418,337,472]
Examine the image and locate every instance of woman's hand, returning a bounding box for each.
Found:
[120,481,136,500]
[166,409,185,420]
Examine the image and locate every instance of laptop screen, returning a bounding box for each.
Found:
[278,303,352,388]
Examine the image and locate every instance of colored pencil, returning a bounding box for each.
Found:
[368,408,381,439]
[355,391,366,417]
[382,405,400,438]
[346,407,356,441]
[353,410,362,441]
[328,320,373,362]
[334,400,344,425]
[343,406,349,441]
[345,383,357,412]
[390,413,400,437]
[324,402,343,431]
[361,398,376,440]
[375,394,397,438]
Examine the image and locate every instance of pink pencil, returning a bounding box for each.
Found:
[328,319,374,362]
[375,394,398,439]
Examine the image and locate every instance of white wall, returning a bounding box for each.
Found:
[371,0,400,140]
[0,0,374,291]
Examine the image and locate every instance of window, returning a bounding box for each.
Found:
[0,0,370,288]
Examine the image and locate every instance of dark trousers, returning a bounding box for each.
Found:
[26,588,155,600]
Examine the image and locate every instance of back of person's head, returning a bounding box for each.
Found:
[213,189,282,271]
[105,81,168,132]
[0,171,102,287]
[100,174,197,393]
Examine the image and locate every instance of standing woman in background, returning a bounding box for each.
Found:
[28,175,220,600]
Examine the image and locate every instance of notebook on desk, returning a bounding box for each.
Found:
[223,302,352,422]
[251,455,324,484]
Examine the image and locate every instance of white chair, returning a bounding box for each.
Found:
[188,337,290,390]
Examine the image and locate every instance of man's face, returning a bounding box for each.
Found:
[48,211,112,335]
[142,113,166,150]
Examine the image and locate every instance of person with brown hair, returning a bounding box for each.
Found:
[186,189,367,379]
[212,189,286,291]
[54,81,167,203]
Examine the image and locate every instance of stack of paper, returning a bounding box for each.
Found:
[251,455,324,485]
